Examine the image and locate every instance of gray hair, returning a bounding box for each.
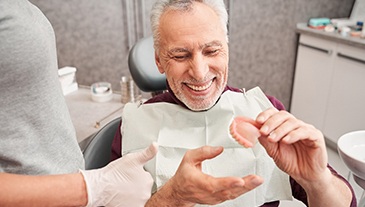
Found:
[150,0,228,51]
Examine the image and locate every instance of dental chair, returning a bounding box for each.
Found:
[128,36,167,94]
[83,117,120,170]
[83,36,165,170]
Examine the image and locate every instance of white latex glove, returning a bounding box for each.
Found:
[80,142,158,207]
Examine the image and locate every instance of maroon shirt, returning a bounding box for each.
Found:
[111,85,357,207]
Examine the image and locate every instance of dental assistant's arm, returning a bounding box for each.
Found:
[0,173,87,207]
[0,143,158,207]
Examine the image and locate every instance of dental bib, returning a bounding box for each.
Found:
[122,87,292,206]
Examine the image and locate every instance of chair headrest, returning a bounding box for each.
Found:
[128,36,167,92]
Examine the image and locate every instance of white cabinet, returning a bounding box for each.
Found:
[291,35,336,131]
[323,44,365,143]
[291,34,365,144]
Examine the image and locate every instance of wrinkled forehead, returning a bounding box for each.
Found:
[158,2,227,49]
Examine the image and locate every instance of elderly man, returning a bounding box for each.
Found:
[111,0,356,206]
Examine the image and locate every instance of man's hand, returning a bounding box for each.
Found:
[255,108,328,183]
[230,108,353,206]
[146,146,263,207]
[254,108,353,206]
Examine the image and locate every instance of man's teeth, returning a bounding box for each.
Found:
[187,81,212,91]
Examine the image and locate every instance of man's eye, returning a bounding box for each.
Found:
[205,49,219,56]
[173,55,189,60]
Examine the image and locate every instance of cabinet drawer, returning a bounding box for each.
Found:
[299,35,336,54]
[337,43,365,65]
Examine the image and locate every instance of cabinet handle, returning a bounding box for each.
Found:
[299,43,332,55]
[337,53,365,65]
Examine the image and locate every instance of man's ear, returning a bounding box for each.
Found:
[155,52,165,74]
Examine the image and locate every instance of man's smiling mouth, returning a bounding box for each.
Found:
[185,79,214,91]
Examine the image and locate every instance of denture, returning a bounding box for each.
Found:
[229,116,261,148]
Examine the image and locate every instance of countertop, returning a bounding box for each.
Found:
[65,86,124,149]
[296,23,365,49]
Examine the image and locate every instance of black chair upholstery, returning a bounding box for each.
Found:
[128,36,167,92]
[83,117,120,170]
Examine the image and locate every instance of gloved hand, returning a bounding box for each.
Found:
[80,142,158,207]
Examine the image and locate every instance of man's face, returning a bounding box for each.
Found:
[155,2,229,111]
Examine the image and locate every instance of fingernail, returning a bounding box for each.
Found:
[213,146,223,153]
[283,136,290,143]
[261,125,269,134]
[257,116,264,123]
[252,177,263,186]
[232,181,245,187]
[269,131,276,139]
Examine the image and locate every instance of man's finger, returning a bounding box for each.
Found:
[210,174,263,192]
[241,174,264,190]
[186,146,224,164]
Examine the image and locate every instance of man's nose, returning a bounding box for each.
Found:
[188,55,209,81]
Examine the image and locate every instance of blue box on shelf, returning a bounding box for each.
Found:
[308,18,331,27]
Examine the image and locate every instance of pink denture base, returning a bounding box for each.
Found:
[229,117,261,148]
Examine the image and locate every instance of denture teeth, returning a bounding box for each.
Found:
[188,81,212,91]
